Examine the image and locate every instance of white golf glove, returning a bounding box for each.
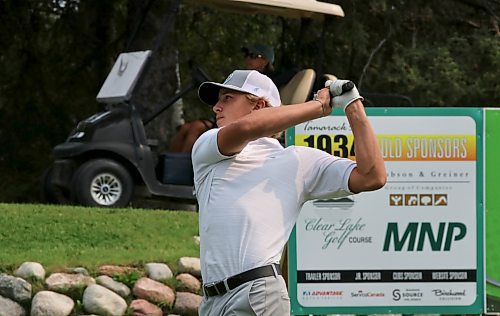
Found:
[325,79,364,111]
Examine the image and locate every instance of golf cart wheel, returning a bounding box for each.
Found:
[40,165,71,204]
[71,159,133,207]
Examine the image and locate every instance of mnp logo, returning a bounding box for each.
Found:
[383,222,466,251]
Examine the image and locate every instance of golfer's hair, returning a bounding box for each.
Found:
[245,93,272,108]
[245,94,283,139]
[218,88,283,139]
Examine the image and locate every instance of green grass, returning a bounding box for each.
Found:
[0,203,199,273]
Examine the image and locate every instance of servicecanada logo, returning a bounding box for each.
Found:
[351,290,385,298]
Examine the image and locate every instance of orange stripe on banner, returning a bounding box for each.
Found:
[295,134,476,161]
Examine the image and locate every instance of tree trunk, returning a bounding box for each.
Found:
[126,0,180,151]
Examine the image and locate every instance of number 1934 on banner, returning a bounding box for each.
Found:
[296,134,356,159]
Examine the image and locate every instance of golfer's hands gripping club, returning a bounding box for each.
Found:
[325,79,364,112]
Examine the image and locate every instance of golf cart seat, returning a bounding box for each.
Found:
[279,69,316,105]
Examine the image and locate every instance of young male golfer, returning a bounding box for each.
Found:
[192,70,386,315]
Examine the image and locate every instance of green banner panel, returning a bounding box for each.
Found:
[287,107,484,315]
[486,108,500,313]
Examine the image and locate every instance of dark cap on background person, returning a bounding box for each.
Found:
[198,70,281,108]
[241,44,275,71]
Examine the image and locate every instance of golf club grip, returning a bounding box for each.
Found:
[342,81,355,93]
[325,80,355,97]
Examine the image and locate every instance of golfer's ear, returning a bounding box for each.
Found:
[253,99,266,110]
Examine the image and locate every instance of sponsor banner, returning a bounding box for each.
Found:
[287,108,484,315]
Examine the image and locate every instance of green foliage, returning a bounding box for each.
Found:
[0,203,199,270]
[163,276,182,290]
[0,0,499,202]
[124,308,135,316]
[71,300,85,316]
[28,277,45,295]
[55,284,87,302]
[112,270,142,289]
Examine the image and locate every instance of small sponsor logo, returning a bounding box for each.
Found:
[350,290,385,298]
[392,288,423,301]
[432,289,466,301]
[390,194,448,206]
[302,290,343,300]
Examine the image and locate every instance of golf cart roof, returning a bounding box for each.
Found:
[197,0,345,19]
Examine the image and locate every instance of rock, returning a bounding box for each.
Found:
[177,257,201,278]
[0,295,26,316]
[45,273,95,291]
[96,275,130,298]
[66,267,89,276]
[14,262,45,281]
[97,265,137,277]
[175,273,201,293]
[172,291,202,316]
[0,274,32,303]
[82,284,127,316]
[133,277,175,305]
[30,291,74,316]
[193,236,200,245]
[129,299,163,316]
[145,263,173,282]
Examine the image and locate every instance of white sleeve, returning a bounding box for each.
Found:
[191,128,233,184]
[296,146,357,200]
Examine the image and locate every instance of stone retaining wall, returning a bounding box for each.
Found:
[0,257,203,316]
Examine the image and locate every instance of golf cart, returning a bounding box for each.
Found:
[41,0,346,208]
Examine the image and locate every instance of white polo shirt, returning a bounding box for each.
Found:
[192,128,356,284]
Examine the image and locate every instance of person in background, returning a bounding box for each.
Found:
[241,43,275,77]
[192,69,386,315]
[169,44,278,153]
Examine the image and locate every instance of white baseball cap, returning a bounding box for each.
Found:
[198,70,281,108]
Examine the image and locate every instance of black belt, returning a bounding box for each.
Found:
[203,263,282,297]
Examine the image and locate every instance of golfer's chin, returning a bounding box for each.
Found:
[216,118,226,127]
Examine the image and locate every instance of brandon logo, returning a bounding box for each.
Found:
[432,289,466,297]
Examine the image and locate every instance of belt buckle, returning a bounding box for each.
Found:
[222,278,230,292]
[204,278,230,296]
[203,281,218,296]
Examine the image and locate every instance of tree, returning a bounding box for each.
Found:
[0,0,498,203]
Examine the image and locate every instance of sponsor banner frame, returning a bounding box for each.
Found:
[485,108,500,313]
[286,108,484,315]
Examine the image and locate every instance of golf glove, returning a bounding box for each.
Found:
[325,79,364,111]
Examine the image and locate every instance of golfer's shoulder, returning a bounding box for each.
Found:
[289,145,330,157]
[192,128,220,159]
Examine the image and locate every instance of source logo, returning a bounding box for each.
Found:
[392,288,423,301]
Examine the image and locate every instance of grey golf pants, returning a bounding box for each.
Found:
[199,275,290,315]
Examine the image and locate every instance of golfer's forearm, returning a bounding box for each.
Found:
[345,101,386,180]
[243,101,324,139]
[217,101,323,155]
